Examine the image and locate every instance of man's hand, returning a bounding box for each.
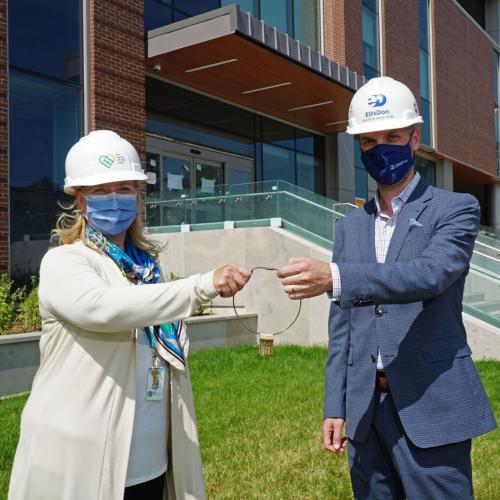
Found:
[322,418,348,453]
[213,263,252,298]
[277,257,332,299]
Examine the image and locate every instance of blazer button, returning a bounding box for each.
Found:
[375,307,384,317]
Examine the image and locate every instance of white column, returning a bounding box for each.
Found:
[487,183,500,230]
[435,158,454,191]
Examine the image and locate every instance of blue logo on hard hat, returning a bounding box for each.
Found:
[368,94,387,107]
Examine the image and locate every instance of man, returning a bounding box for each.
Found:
[278,77,496,499]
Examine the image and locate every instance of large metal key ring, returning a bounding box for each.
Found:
[232,266,302,336]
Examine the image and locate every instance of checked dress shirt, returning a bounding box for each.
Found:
[330,172,422,370]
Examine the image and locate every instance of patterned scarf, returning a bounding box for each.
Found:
[87,226,187,372]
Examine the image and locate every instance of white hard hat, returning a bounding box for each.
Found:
[346,76,423,135]
[64,130,148,193]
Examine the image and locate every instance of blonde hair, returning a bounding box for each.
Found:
[51,189,163,258]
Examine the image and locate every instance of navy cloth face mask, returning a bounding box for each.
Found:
[360,135,414,186]
[85,192,137,237]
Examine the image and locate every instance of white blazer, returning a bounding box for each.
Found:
[8,240,217,500]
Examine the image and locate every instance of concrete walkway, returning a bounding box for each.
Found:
[464,313,500,360]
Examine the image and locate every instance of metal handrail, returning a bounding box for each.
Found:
[473,250,500,264]
[146,187,500,269]
[146,189,341,214]
[475,239,500,253]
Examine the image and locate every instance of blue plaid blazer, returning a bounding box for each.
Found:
[324,177,497,448]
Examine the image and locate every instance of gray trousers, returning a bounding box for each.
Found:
[348,389,473,500]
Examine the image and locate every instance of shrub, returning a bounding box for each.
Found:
[17,276,41,331]
[0,275,26,334]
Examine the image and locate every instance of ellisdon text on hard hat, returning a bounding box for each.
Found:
[365,109,390,118]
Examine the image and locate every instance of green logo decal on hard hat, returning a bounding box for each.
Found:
[98,154,117,168]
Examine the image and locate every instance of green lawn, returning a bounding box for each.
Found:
[1,347,499,499]
[0,393,28,500]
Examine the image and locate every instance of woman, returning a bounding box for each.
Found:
[8,130,251,500]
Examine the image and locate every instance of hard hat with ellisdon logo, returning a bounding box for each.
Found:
[64,130,151,194]
[346,76,423,135]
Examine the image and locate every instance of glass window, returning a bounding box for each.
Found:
[293,0,319,49]
[260,0,289,33]
[419,0,432,146]
[420,98,431,145]
[146,152,161,196]
[147,80,326,194]
[418,0,429,52]
[296,153,323,192]
[296,131,323,156]
[177,0,220,17]
[221,0,258,16]
[162,155,191,192]
[414,156,436,186]
[8,0,82,83]
[262,144,295,183]
[262,117,295,150]
[419,50,430,101]
[493,52,499,107]
[363,0,377,11]
[173,9,189,21]
[147,115,254,158]
[145,0,173,31]
[362,2,379,79]
[9,70,81,242]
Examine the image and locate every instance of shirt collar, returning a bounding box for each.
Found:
[375,171,421,217]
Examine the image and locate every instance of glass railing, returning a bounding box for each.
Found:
[479,224,500,240]
[146,180,500,328]
[145,180,356,248]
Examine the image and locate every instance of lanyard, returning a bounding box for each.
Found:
[144,327,159,368]
[144,326,156,349]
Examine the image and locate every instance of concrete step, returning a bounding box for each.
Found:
[473,301,500,313]
[467,301,500,316]
[463,292,486,303]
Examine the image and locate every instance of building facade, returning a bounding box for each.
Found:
[2,0,500,275]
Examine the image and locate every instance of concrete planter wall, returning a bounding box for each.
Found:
[0,313,258,398]
[0,332,41,398]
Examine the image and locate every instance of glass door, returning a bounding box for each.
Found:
[146,135,254,227]
[194,159,224,195]
[192,159,224,224]
[160,153,192,226]
[226,163,253,188]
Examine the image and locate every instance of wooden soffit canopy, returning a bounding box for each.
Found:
[147,4,364,135]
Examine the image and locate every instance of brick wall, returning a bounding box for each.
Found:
[383,0,420,104]
[434,0,496,175]
[0,0,8,274]
[323,0,363,74]
[90,0,145,163]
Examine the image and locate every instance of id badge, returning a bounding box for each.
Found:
[146,367,165,401]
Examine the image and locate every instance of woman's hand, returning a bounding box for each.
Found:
[213,263,252,297]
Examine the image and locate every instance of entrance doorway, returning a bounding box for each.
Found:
[146,136,254,197]
[145,136,254,226]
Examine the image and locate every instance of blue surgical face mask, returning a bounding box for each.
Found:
[360,131,415,185]
[85,192,137,237]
